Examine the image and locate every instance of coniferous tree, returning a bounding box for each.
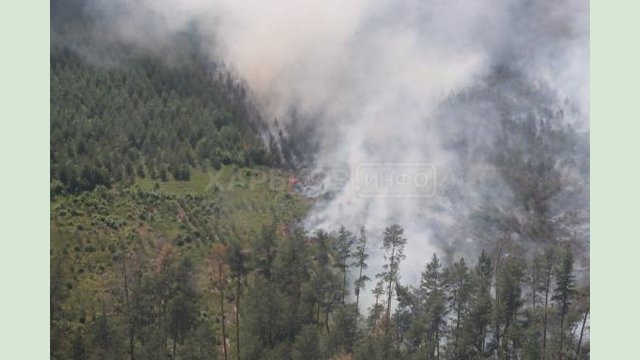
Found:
[378,224,407,327]
[537,247,557,359]
[243,277,286,353]
[465,250,493,357]
[310,229,340,334]
[89,308,122,360]
[369,279,386,337]
[335,225,355,304]
[292,325,321,360]
[169,257,198,357]
[419,254,447,360]
[71,329,86,360]
[254,223,277,280]
[277,227,312,339]
[445,258,472,358]
[329,303,359,355]
[211,245,229,360]
[552,246,576,360]
[225,240,249,360]
[353,226,370,320]
[494,253,526,358]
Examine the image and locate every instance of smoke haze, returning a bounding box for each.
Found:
[56,0,589,304]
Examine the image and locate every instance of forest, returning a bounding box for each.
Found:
[50,45,282,194]
[52,207,589,360]
[50,1,589,359]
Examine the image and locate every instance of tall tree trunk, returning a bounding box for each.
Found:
[436,326,440,360]
[559,307,566,360]
[162,299,167,358]
[235,278,241,360]
[386,246,396,326]
[342,263,347,304]
[122,259,136,360]
[129,328,135,360]
[494,244,503,359]
[542,267,552,360]
[355,261,364,314]
[355,236,367,323]
[173,338,177,358]
[532,266,537,308]
[123,259,129,307]
[575,307,589,360]
[371,293,380,337]
[455,290,461,349]
[219,265,229,360]
[456,296,461,331]
[502,319,511,358]
[325,306,331,334]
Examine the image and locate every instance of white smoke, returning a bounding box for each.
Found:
[79,0,589,306]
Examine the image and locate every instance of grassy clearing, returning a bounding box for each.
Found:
[51,164,312,327]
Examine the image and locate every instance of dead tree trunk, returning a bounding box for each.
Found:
[575,307,589,360]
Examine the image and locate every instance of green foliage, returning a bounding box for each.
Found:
[378,224,408,327]
[335,225,356,303]
[50,167,309,359]
[52,189,588,359]
[291,325,321,360]
[51,46,277,194]
[328,304,359,354]
[50,19,588,360]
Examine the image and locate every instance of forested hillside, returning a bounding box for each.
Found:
[52,198,589,360]
[51,1,589,359]
[50,44,280,194]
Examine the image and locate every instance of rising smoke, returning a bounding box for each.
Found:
[55,0,589,303]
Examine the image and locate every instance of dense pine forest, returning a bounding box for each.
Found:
[51,1,589,359]
[52,197,589,360]
[50,45,278,194]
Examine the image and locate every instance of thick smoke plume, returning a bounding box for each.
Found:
[60,0,589,303]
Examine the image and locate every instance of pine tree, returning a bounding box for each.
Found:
[211,245,229,360]
[225,240,249,360]
[495,253,526,358]
[473,250,493,355]
[369,279,386,336]
[292,325,321,360]
[311,229,340,334]
[276,227,312,339]
[329,303,359,354]
[169,257,198,357]
[419,254,447,360]
[335,225,355,304]
[379,224,407,327]
[89,308,122,360]
[552,246,576,360]
[353,226,370,319]
[243,277,287,354]
[537,247,556,360]
[445,258,472,358]
[254,223,277,280]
